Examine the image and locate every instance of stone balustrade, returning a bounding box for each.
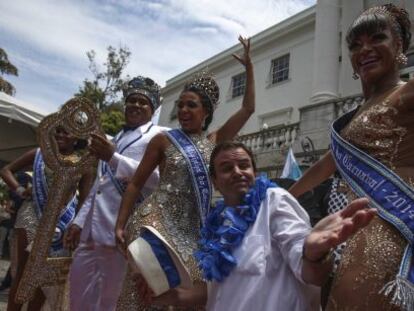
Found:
[238,123,299,152]
[334,95,363,118]
[236,94,363,175]
[238,95,362,155]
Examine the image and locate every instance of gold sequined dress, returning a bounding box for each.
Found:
[14,162,72,257]
[14,165,54,244]
[13,153,74,310]
[326,84,414,311]
[117,133,214,311]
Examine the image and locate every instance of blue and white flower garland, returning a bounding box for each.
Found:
[195,175,277,282]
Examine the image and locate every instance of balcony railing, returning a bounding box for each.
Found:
[238,123,299,152]
[238,95,363,155]
[334,95,363,118]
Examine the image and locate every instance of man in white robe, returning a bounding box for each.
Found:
[66,76,168,311]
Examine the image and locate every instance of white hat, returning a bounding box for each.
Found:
[127,225,193,296]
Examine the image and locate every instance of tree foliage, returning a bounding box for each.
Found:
[76,46,131,110]
[0,48,18,95]
[101,107,124,136]
[76,46,131,134]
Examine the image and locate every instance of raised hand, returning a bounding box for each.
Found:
[303,198,376,262]
[89,133,115,162]
[232,36,251,67]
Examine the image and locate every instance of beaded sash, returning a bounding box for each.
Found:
[331,109,414,310]
[165,129,212,226]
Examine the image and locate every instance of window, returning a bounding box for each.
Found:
[271,54,290,84]
[231,72,246,98]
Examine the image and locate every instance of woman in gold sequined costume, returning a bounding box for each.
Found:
[289,4,414,310]
[0,126,93,311]
[115,36,255,311]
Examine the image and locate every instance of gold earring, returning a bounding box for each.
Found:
[396,52,408,66]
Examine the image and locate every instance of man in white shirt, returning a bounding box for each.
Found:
[66,76,168,311]
[140,141,376,311]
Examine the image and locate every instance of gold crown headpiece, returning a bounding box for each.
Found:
[361,5,399,32]
[363,6,390,17]
[184,70,220,111]
[123,76,161,111]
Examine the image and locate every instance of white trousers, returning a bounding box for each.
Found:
[69,243,127,311]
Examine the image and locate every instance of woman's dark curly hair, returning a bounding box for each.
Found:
[181,85,219,131]
[346,3,411,53]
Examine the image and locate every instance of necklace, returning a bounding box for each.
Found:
[194,175,277,282]
[364,81,405,105]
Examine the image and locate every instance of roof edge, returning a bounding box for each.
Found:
[163,5,316,92]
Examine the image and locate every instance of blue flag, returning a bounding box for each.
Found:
[280,148,302,180]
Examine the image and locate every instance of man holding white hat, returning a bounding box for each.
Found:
[135,141,376,311]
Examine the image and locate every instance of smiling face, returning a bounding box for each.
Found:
[348,17,401,86]
[124,93,153,127]
[176,91,209,134]
[54,126,76,154]
[211,147,256,206]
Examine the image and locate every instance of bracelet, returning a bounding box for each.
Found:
[15,186,26,197]
[302,245,334,265]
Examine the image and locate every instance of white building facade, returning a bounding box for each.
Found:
[159,0,414,176]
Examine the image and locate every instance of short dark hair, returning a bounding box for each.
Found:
[346,4,412,53]
[209,141,256,177]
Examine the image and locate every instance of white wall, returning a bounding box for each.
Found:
[159,20,315,135]
[339,0,364,97]
[158,0,414,135]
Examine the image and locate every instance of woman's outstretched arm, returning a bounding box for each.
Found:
[211,36,255,144]
[289,151,336,198]
[0,148,37,197]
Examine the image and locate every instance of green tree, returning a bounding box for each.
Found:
[76,46,131,110]
[76,46,131,134]
[0,48,19,95]
[101,105,125,136]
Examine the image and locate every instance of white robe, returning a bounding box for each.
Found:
[207,188,321,311]
[69,121,168,311]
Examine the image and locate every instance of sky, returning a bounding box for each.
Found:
[0,0,315,113]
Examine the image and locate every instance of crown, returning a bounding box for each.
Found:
[123,76,161,111]
[363,5,389,16]
[362,5,399,29]
[184,70,220,111]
